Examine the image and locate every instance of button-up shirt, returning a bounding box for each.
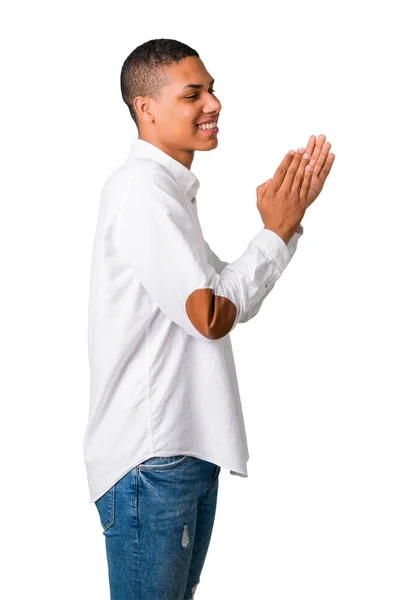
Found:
[83,136,304,502]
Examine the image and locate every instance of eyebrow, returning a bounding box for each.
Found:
[181,78,215,90]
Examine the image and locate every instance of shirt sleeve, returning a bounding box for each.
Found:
[204,225,304,324]
[203,240,229,273]
[115,163,297,340]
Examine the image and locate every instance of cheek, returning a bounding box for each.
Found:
[181,112,198,130]
[180,106,197,123]
[166,105,198,131]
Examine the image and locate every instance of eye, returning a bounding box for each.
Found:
[186,89,216,100]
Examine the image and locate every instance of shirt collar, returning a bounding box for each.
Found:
[128,137,200,203]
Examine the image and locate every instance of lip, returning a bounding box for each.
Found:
[197,125,219,135]
[196,118,219,125]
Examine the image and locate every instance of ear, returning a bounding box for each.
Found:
[134,97,153,123]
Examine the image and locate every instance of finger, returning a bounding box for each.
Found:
[318,153,335,185]
[270,150,296,191]
[312,141,331,177]
[261,178,272,186]
[308,134,326,172]
[304,134,316,157]
[279,147,307,192]
[291,149,311,194]
[257,178,272,197]
[299,165,313,205]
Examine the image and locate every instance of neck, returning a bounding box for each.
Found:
[138,133,194,170]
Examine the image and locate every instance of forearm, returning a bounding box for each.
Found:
[237,223,304,323]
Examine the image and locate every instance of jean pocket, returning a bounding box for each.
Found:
[205,464,221,492]
[94,485,115,532]
[138,455,190,470]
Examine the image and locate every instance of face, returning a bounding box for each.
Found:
[136,56,222,166]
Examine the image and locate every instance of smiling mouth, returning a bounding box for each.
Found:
[196,123,219,135]
[196,121,218,130]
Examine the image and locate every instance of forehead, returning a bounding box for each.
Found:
[164,56,213,90]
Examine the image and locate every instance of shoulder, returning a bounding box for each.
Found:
[124,160,182,210]
[129,159,178,189]
[120,160,184,218]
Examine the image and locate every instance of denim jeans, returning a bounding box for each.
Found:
[94,455,221,600]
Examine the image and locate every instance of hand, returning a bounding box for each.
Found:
[303,134,335,208]
[256,147,313,244]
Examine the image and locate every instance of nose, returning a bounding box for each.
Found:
[205,99,221,114]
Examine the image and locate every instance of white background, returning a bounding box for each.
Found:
[2,0,399,598]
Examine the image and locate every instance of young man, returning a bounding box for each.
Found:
[83,38,335,600]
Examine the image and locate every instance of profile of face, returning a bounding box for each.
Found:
[137,56,222,155]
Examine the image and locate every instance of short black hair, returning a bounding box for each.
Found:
[120,38,199,128]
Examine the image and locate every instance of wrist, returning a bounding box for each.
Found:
[263,226,291,245]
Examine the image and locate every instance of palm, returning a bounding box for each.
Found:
[304,134,335,207]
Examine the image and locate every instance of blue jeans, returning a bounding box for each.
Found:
[94,455,221,600]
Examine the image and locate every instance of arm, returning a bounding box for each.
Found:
[116,163,296,340]
[204,224,304,323]
[203,241,229,273]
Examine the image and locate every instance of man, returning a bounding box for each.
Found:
[83,38,335,600]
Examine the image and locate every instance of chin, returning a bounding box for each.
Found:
[195,138,219,151]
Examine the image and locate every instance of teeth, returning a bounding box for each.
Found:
[197,121,217,130]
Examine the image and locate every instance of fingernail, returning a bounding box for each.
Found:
[298,147,305,153]
[289,150,295,156]
[303,153,310,159]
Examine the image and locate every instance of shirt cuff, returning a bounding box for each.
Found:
[251,228,293,273]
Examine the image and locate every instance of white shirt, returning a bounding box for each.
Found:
[83,136,304,503]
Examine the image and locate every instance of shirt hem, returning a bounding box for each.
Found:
[88,451,248,503]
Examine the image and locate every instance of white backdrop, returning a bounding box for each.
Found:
[1,1,399,598]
